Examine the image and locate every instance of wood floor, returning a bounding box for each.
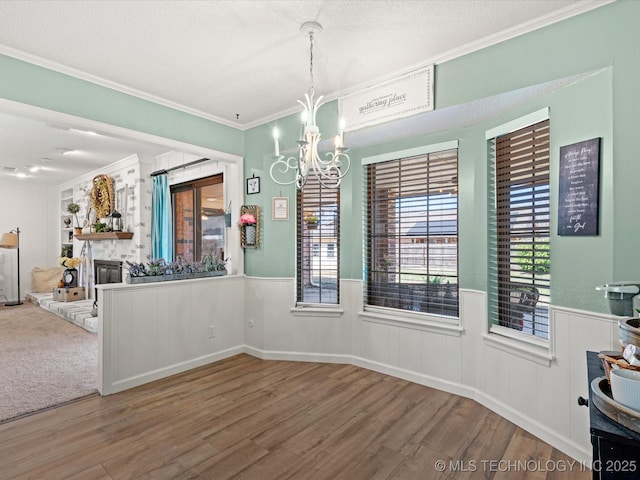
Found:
[0,354,590,479]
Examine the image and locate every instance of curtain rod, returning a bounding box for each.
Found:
[150,157,211,177]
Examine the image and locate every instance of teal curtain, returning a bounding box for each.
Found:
[152,175,173,261]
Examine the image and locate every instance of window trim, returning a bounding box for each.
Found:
[291,304,345,317]
[485,108,549,140]
[486,109,553,361]
[484,322,555,366]
[362,140,459,166]
[359,306,463,335]
[361,140,460,328]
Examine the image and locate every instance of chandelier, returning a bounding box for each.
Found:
[269,21,350,190]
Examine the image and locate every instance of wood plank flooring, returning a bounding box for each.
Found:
[0,354,590,479]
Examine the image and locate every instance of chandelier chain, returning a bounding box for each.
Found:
[308,31,315,97]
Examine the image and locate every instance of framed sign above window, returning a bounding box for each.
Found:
[246,176,260,195]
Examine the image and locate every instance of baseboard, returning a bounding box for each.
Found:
[473,390,591,465]
[242,345,591,463]
[351,356,475,399]
[101,345,245,395]
[243,345,351,364]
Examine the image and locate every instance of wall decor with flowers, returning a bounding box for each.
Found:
[238,205,260,248]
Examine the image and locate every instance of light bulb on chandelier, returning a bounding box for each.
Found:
[269,21,350,190]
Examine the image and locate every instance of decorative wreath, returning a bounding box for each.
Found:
[90,174,114,218]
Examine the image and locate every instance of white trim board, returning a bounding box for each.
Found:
[485,107,549,139]
[362,140,459,165]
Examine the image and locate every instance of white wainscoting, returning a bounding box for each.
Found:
[243,276,353,363]
[99,275,620,463]
[98,274,244,395]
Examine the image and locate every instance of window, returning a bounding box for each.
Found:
[296,175,339,305]
[489,118,550,338]
[171,174,225,262]
[365,146,458,317]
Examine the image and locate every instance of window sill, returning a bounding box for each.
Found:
[483,325,554,366]
[359,307,462,336]
[291,305,344,318]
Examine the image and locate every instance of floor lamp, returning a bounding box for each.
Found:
[0,227,22,306]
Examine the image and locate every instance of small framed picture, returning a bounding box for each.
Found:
[272,197,289,220]
[247,176,260,195]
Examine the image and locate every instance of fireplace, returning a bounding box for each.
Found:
[94,260,123,286]
[92,260,123,315]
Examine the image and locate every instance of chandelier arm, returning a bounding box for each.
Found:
[313,165,343,189]
[296,150,309,189]
[318,151,351,173]
[298,97,310,116]
[269,155,305,186]
[311,95,323,127]
[335,151,351,177]
[313,153,350,181]
[342,157,352,178]
[317,150,339,167]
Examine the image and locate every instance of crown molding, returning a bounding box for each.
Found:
[0,0,613,132]
[0,44,243,130]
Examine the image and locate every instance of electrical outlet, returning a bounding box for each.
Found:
[209,324,216,338]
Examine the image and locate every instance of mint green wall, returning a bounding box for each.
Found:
[549,70,613,312]
[0,54,243,155]
[243,1,635,314]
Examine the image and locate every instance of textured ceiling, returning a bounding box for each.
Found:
[0,0,608,127]
[0,0,610,183]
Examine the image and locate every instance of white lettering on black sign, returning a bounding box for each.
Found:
[558,138,601,236]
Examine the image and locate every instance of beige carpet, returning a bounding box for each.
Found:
[0,302,97,422]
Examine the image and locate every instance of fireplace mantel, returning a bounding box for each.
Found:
[75,232,133,241]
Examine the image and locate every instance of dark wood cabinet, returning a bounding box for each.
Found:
[585,351,640,479]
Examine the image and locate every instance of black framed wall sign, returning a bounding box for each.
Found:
[246,176,260,195]
[557,137,601,236]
